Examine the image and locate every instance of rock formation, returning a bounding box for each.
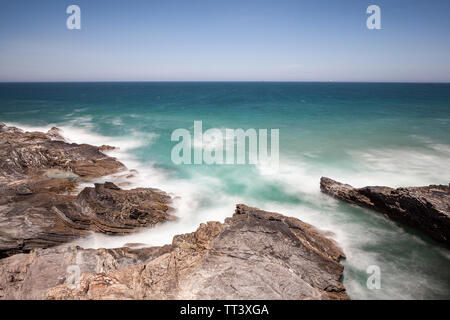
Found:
[320,177,450,245]
[0,245,167,299]
[0,124,349,300]
[0,204,348,300]
[55,182,173,234]
[0,123,124,182]
[0,124,172,257]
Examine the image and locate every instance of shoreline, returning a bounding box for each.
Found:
[1,122,449,300]
[0,123,350,300]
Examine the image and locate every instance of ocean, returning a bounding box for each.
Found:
[0,82,449,299]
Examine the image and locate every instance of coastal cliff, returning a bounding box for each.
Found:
[320,177,450,245]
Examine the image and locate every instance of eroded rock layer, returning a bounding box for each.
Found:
[0,204,348,300]
[320,177,450,245]
[0,124,172,257]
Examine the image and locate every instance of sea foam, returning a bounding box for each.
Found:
[5,120,450,300]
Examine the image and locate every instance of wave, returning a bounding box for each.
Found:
[5,119,450,299]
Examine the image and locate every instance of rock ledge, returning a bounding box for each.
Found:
[0,204,348,300]
[320,177,450,245]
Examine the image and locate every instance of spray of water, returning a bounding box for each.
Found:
[7,120,450,299]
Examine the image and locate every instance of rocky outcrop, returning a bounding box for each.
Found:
[56,182,173,234]
[0,124,349,300]
[0,123,124,183]
[0,181,172,258]
[0,204,348,300]
[0,245,169,299]
[0,124,172,257]
[320,177,450,245]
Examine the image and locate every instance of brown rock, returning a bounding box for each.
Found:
[41,204,348,300]
[0,124,125,182]
[0,246,165,299]
[15,184,33,195]
[98,145,116,152]
[0,125,172,257]
[55,182,173,234]
[103,181,121,190]
[320,177,450,245]
[0,182,172,257]
[46,127,66,142]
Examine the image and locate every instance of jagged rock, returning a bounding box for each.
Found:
[320,177,450,245]
[15,184,32,195]
[46,127,66,142]
[41,204,347,300]
[0,125,172,257]
[0,182,173,257]
[0,124,125,183]
[0,246,168,299]
[98,145,116,152]
[55,182,173,234]
[103,181,121,190]
[0,123,22,134]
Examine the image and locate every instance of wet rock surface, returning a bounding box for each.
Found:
[0,245,167,299]
[56,182,173,234]
[0,124,348,300]
[0,123,124,182]
[320,177,450,245]
[0,124,172,257]
[25,204,347,300]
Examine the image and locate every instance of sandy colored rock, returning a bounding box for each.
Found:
[0,245,166,299]
[42,204,348,300]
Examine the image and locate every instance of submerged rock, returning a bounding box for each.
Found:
[320,177,450,245]
[28,204,347,300]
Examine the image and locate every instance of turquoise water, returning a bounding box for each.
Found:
[1,82,449,299]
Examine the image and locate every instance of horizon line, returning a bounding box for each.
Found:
[1,80,450,84]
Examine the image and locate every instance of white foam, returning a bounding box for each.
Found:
[5,120,450,299]
[346,147,450,187]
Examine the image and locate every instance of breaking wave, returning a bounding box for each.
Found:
[5,119,450,300]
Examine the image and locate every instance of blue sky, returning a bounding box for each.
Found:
[1,0,449,82]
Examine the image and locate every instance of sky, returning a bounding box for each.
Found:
[1,0,450,82]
